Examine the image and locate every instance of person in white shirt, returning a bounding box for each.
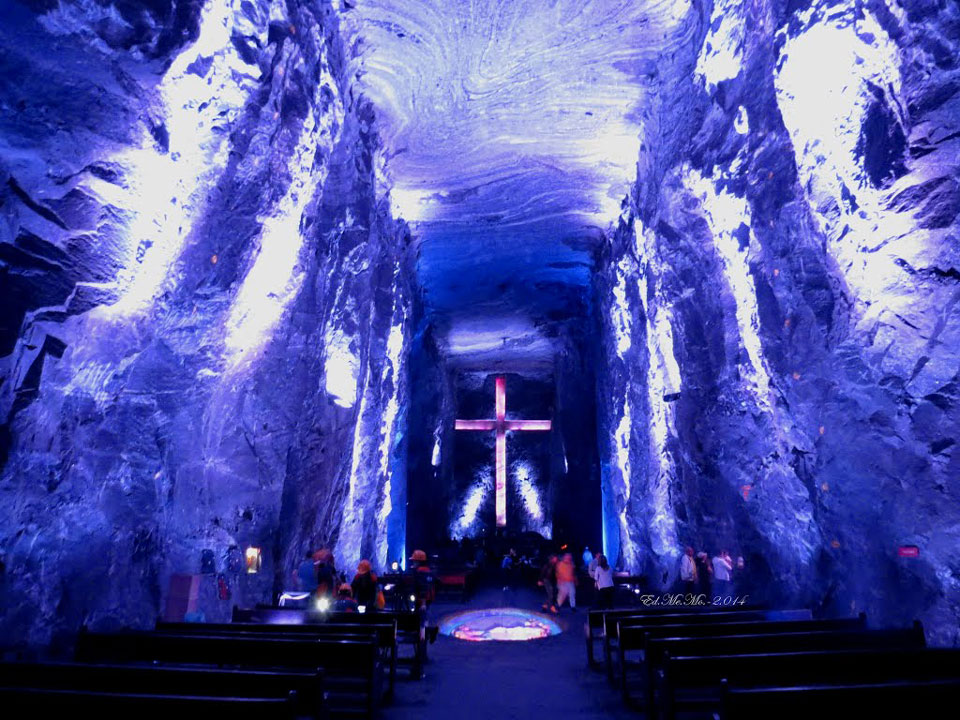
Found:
[591,554,615,608]
[680,546,698,595]
[712,550,734,596]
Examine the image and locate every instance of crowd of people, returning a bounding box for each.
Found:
[293,541,745,617]
[535,546,615,613]
[294,547,437,613]
[679,546,744,598]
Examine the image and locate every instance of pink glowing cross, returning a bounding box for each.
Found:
[455,376,552,527]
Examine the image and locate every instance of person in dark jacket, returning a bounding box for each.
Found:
[406,549,435,610]
[351,559,378,610]
[539,554,558,614]
[315,549,337,599]
[296,551,318,593]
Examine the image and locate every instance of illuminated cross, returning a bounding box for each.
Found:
[455,376,552,527]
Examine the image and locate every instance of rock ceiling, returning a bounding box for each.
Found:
[343,0,689,368]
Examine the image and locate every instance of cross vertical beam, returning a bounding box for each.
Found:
[494,376,507,526]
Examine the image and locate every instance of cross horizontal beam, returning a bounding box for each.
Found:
[455,419,497,431]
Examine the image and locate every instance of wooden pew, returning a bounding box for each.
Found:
[641,623,926,716]
[645,624,926,671]
[719,678,960,718]
[602,608,809,683]
[597,606,772,676]
[76,630,381,718]
[0,661,323,718]
[236,605,428,680]
[0,687,296,717]
[157,620,397,698]
[658,647,960,720]
[584,605,728,666]
[617,615,867,708]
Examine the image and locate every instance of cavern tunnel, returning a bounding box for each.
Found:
[2,0,960,692]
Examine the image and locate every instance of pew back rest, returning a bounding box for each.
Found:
[600,607,761,638]
[612,608,811,640]
[719,678,960,719]
[621,615,866,649]
[664,647,960,690]
[76,630,378,674]
[0,661,323,716]
[647,624,926,667]
[235,606,423,634]
[157,620,397,647]
[0,687,296,718]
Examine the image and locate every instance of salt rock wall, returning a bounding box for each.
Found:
[0,0,410,653]
[599,0,959,645]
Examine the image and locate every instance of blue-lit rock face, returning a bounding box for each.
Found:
[2,0,959,653]
[597,0,960,644]
[0,0,410,652]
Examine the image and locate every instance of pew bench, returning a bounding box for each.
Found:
[718,678,960,719]
[603,608,810,683]
[236,605,428,680]
[0,686,296,717]
[0,661,325,718]
[658,647,960,720]
[585,605,723,667]
[157,620,397,698]
[639,624,926,718]
[616,615,867,709]
[76,630,381,718]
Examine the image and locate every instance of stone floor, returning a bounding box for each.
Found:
[383,587,637,720]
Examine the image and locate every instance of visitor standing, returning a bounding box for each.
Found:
[680,546,699,596]
[407,549,435,610]
[296,551,318,594]
[555,553,577,611]
[592,554,615,608]
[351,559,378,610]
[539,554,558,613]
[582,546,594,570]
[315,549,337,599]
[501,548,519,600]
[696,551,712,597]
[712,550,733,597]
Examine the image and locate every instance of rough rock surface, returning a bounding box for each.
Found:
[597,0,959,645]
[1,0,959,653]
[0,0,410,653]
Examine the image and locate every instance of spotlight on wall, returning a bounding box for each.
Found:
[244,546,262,574]
[391,561,399,571]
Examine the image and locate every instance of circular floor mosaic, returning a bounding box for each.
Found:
[439,607,563,642]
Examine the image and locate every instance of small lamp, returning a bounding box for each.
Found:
[244,546,262,574]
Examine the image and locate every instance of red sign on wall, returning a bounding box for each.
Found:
[897,546,920,558]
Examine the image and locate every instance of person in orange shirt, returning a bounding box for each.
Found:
[555,553,577,611]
